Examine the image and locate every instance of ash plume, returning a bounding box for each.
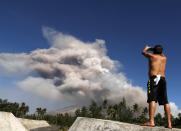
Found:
[0,27,180,116]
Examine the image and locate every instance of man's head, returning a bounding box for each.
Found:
[153,45,163,54]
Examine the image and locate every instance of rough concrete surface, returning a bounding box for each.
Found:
[0,111,59,131]
[29,125,60,131]
[69,117,181,131]
[0,112,28,131]
[19,118,50,130]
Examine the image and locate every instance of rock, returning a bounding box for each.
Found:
[69,117,181,131]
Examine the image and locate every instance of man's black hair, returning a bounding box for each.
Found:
[153,45,163,54]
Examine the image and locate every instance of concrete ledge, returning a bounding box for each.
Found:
[18,118,50,130]
[0,112,28,131]
[29,126,60,131]
[69,117,181,131]
[0,111,58,131]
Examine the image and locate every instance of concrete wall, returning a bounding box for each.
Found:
[0,111,58,131]
[0,112,28,131]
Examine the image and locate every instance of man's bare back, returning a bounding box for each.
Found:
[148,54,166,77]
[142,46,167,77]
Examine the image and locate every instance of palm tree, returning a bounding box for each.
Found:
[107,105,116,120]
[41,108,47,119]
[143,107,148,115]
[103,99,108,109]
[102,99,108,118]
[13,102,20,117]
[75,109,81,117]
[36,107,47,119]
[89,101,102,118]
[19,102,29,118]
[138,107,148,123]
[133,103,139,119]
[178,113,181,120]
[81,106,89,117]
[155,113,163,126]
[133,104,138,112]
[36,107,42,119]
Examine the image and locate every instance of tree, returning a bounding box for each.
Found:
[19,102,29,118]
[132,103,139,122]
[0,99,29,117]
[155,113,164,126]
[137,107,148,123]
[116,98,133,122]
[36,107,47,119]
[107,105,116,120]
[36,107,46,119]
[178,113,181,120]
[89,101,102,118]
[12,102,20,117]
[102,99,108,118]
[75,109,81,117]
[143,107,148,115]
[81,106,89,117]
[103,99,108,109]
[173,113,181,128]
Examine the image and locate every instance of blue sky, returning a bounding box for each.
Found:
[0,0,181,111]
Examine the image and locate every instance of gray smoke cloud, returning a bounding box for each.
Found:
[0,27,180,116]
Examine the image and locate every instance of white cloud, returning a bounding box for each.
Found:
[157,102,181,117]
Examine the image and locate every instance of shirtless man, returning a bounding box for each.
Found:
[142,45,172,128]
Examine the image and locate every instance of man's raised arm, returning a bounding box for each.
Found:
[142,45,154,58]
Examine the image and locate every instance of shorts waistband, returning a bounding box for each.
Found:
[150,75,165,79]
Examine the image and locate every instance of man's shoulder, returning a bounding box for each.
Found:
[150,54,166,62]
[157,55,167,62]
[153,54,167,58]
[161,54,167,59]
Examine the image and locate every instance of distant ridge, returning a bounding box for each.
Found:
[48,105,81,115]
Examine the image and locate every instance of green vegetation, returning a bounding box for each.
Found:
[0,98,181,130]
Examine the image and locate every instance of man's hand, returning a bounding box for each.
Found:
[145,45,151,51]
[142,45,153,58]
